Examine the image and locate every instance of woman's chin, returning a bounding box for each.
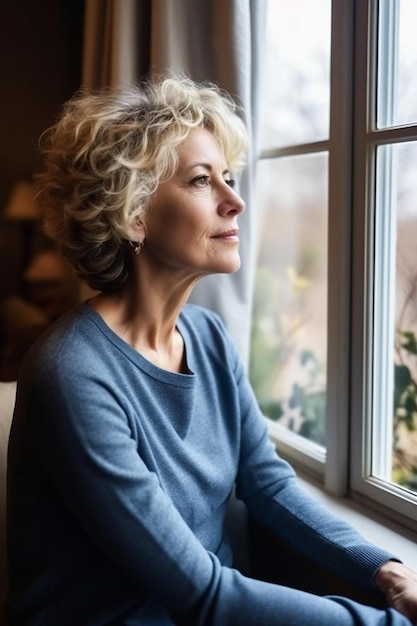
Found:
[215,255,241,275]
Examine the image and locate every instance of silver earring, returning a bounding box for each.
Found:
[129,240,145,255]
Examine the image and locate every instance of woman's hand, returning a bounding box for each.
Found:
[375,561,417,624]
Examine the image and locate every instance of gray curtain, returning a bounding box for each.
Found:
[82,0,266,365]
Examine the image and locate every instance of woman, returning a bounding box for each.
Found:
[6,75,417,625]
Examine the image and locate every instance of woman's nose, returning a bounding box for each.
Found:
[218,184,246,216]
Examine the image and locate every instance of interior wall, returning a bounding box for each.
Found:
[0,0,85,209]
[0,0,84,380]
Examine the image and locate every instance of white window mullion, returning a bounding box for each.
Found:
[370,145,397,481]
[376,0,399,129]
[368,0,400,485]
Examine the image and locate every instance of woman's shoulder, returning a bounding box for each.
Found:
[181,303,232,343]
[180,303,241,369]
[19,303,102,379]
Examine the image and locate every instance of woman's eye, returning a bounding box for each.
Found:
[189,175,235,189]
[191,175,210,187]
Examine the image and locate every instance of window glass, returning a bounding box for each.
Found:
[260,0,331,150]
[394,142,417,492]
[372,142,417,494]
[377,0,417,128]
[250,154,328,447]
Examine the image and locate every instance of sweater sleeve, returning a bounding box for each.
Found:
[232,349,400,600]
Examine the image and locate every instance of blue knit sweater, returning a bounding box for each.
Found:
[6,303,409,625]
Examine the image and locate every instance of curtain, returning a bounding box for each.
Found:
[82,0,267,365]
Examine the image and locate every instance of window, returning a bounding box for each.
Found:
[250,0,331,476]
[251,0,417,530]
[351,0,417,526]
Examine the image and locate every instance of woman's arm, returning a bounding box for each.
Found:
[232,355,411,601]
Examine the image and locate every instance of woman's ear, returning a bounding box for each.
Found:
[127,220,146,243]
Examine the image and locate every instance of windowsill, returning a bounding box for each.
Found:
[296,471,417,563]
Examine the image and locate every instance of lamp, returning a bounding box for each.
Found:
[2,181,43,280]
[4,181,42,221]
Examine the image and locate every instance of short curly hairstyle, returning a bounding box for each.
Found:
[37,74,248,292]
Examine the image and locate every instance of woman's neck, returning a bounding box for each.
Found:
[88,278,191,373]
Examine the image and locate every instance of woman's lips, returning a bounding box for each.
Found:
[211,229,240,241]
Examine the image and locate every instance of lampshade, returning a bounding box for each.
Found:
[4,181,42,221]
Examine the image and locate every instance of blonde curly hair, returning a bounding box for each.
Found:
[37,75,248,291]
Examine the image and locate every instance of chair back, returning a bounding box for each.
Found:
[0,382,17,625]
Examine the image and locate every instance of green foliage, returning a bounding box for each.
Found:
[394,363,414,430]
[250,265,417,487]
[249,266,283,401]
[393,329,417,490]
[250,264,326,447]
[288,351,326,446]
[256,350,326,446]
[400,330,417,355]
[259,400,284,422]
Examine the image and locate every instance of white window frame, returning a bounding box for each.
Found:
[261,0,417,531]
[350,0,417,531]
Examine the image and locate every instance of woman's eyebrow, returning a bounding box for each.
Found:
[183,163,230,175]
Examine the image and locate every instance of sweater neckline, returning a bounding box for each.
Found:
[76,301,195,386]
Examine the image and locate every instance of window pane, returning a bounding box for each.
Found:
[372,142,417,493]
[377,0,417,128]
[250,154,328,448]
[260,0,331,151]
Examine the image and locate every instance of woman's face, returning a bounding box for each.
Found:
[141,128,245,280]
